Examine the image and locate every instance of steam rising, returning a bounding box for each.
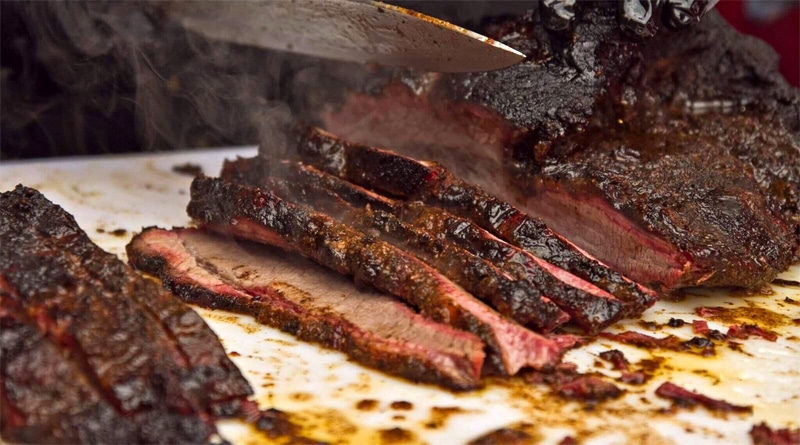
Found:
[0,1,525,159]
[1,1,300,158]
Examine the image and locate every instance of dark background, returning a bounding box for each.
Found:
[1,0,798,161]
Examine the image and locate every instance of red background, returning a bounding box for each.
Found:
[716,0,800,86]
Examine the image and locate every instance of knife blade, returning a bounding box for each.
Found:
[165,0,525,73]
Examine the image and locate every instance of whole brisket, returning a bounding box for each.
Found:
[187,176,568,375]
[127,227,486,390]
[0,185,252,443]
[288,4,799,290]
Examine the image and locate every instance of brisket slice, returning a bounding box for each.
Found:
[291,6,799,290]
[0,185,252,443]
[187,176,566,375]
[222,157,625,333]
[395,203,630,324]
[295,127,656,310]
[127,227,486,391]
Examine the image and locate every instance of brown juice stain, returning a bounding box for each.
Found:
[423,406,472,429]
[200,312,240,324]
[646,348,747,392]
[290,392,314,403]
[690,368,721,385]
[389,401,413,410]
[144,160,182,181]
[263,338,298,347]
[342,372,374,394]
[356,399,379,411]
[698,301,793,329]
[110,228,127,237]
[262,409,422,445]
[487,377,676,444]
[378,427,418,444]
[70,184,101,199]
[290,409,356,439]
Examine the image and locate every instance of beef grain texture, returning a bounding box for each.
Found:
[221,156,630,334]
[0,185,252,444]
[524,127,796,289]
[295,127,655,313]
[285,3,799,291]
[127,227,487,390]
[187,176,568,375]
[221,158,573,333]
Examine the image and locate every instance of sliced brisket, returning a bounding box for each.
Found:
[221,158,571,332]
[296,127,656,310]
[0,185,252,443]
[127,227,486,390]
[395,202,631,326]
[287,5,799,290]
[222,156,627,333]
[187,176,566,375]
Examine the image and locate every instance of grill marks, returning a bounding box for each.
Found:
[0,186,252,443]
[186,177,566,376]
[127,228,486,390]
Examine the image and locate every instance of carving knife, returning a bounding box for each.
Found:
[165,0,525,73]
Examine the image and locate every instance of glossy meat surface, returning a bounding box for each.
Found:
[127,227,487,390]
[0,185,252,444]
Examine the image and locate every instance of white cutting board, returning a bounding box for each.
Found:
[2,150,799,445]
